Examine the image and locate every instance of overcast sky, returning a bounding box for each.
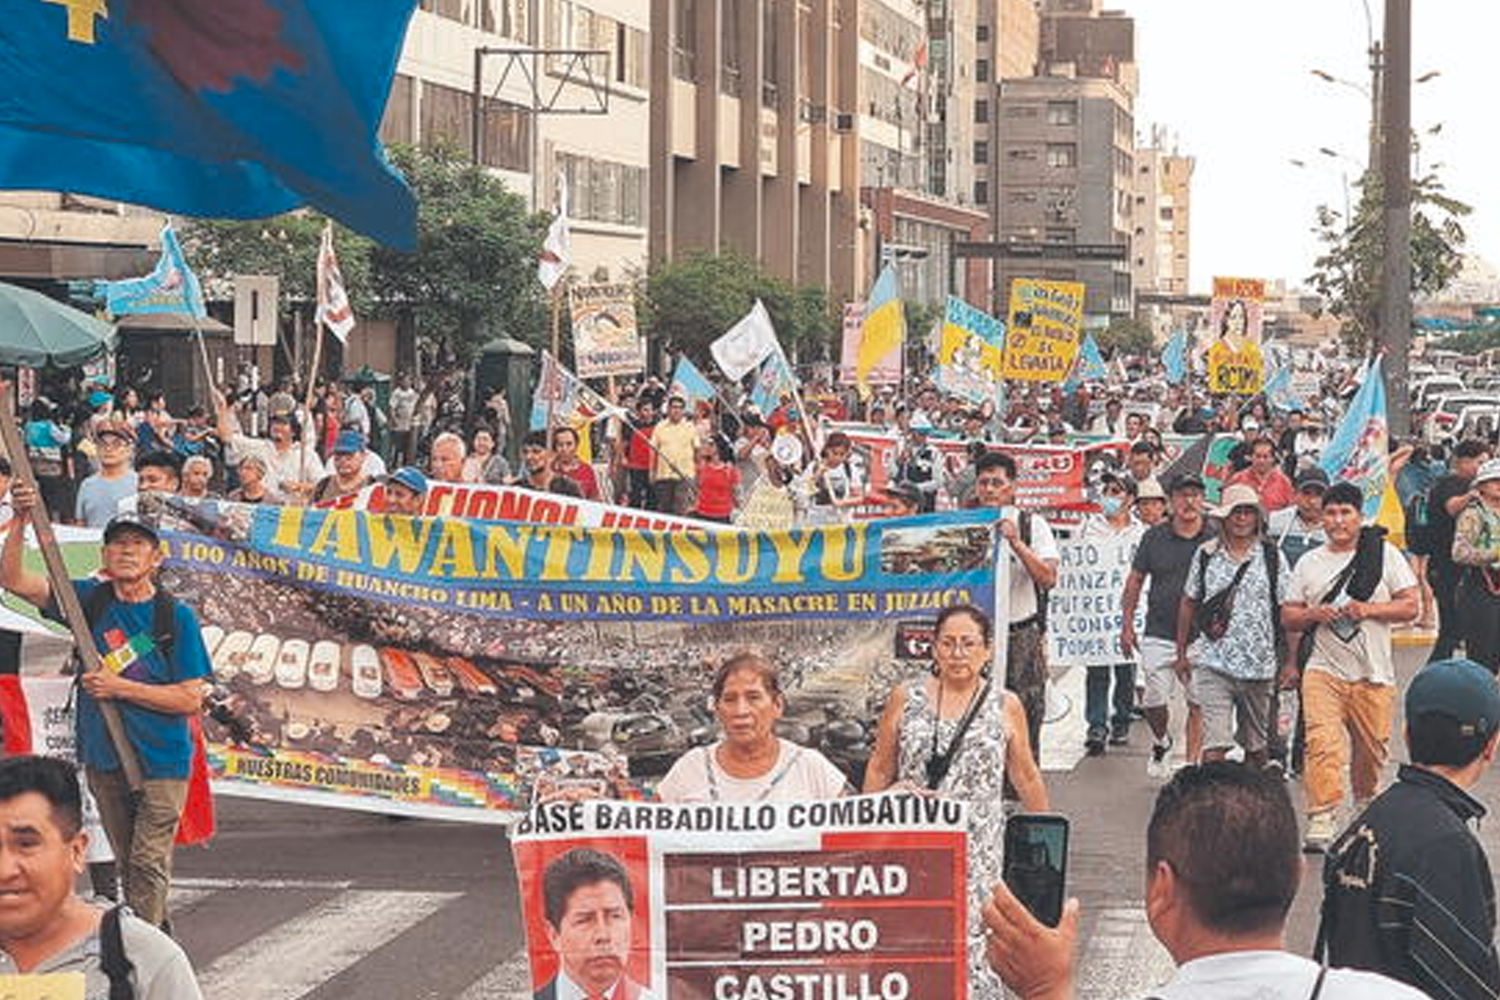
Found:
[1126,0,1491,294]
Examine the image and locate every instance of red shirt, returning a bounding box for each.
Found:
[626,426,654,471]
[1227,466,1296,512]
[694,462,740,519]
[555,459,600,500]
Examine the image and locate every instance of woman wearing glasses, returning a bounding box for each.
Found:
[863,603,1048,1000]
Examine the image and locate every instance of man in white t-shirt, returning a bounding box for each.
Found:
[1282,482,1418,853]
[974,450,1059,763]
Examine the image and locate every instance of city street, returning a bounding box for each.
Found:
[169,637,1473,999]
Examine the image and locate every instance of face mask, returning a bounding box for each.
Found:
[1101,495,1125,517]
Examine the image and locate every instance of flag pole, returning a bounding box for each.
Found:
[545,282,564,450]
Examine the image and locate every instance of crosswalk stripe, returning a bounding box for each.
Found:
[1076,906,1175,999]
[195,889,461,1000]
[167,887,216,914]
[455,952,533,1000]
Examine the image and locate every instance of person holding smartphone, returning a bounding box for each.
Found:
[865,604,1048,1000]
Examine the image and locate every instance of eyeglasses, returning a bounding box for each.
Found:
[936,637,985,653]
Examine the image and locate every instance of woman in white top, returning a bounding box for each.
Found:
[656,652,849,803]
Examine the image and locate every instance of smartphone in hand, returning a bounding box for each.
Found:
[1002,813,1070,927]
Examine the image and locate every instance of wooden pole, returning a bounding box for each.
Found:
[545,286,563,449]
[0,384,143,789]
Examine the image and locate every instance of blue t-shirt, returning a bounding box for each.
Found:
[74,472,137,528]
[53,580,211,779]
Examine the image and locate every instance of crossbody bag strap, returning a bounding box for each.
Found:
[925,679,992,790]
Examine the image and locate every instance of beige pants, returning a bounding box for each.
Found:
[1302,669,1394,814]
[87,769,187,928]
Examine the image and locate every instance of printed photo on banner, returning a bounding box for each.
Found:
[936,297,1006,404]
[1207,276,1266,395]
[512,798,970,1000]
[1002,279,1085,382]
[145,496,1006,821]
[569,283,644,379]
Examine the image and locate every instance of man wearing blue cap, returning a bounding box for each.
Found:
[1316,657,1500,999]
[381,467,429,516]
[311,430,375,504]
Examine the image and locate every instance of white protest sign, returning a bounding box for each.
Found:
[1046,533,1144,667]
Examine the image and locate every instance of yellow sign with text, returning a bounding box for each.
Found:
[1207,340,1265,395]
[1002,279,1086,382]
[0,972,85,1000]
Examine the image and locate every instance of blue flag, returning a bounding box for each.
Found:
[1076,333,1108,382]
[101,224,206,319]
[750,351,797,415]
[1320,358,1388,520]
[1264,366,1298,413]
[0,0,419,249]
[1162,330,1188,385]
[670,357,717,407]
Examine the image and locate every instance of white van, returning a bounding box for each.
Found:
[275,639,310,690]
[308,641,341,693]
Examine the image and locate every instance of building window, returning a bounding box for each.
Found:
[1005,103,1038,118]
[674,0,696,80]
[1007,147,1037,161]
[973,140,988,165]
[1160,206,1175,221]
[556,152,648,226]
[1045,143,1076,168]
[974,99,989,124]
[976,23,990,42]
[420,82,472,151]
[974,180,989,204]
[379,74,414,146]
[1046,100,1077,126]
[479,97,530,171]
[1008,190,1037,203]
[975,58,989,83]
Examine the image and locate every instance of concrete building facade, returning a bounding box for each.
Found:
[1132,134,1193,298]
[992,74,1135,321]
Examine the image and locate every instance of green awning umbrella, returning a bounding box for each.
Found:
[0,281,116,368]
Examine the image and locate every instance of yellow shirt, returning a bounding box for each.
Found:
[650,419,699,481]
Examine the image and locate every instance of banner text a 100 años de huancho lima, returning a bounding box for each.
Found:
[156,499,1004,822]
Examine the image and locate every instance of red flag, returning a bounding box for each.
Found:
[174,716,216,846]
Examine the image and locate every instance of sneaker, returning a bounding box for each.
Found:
[1109,724,1130,746]
[1085,729,1107,756]
[1147,736,1173,778]
[1303,810,1338,854]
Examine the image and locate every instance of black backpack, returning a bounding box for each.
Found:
[79,584,180,665]
[101,904,136,1000]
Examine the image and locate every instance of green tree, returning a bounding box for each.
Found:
[369,144,548,366]
[184,214,376,313]
[640,250,836,365]
[1307,171,1470,354]
[1096,316,1154,356]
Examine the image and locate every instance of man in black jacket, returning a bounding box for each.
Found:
[1317,657,1500,999]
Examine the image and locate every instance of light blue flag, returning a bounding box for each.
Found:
[670,356,717,407]
[1320,358,1388,519]
[1264,366,1297,412]
[1077,333,1108,382]
[1162,330,1188,385]
[101,224,206,319]
[750,351,797,414]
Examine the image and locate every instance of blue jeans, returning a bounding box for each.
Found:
[1085,662,1135,737]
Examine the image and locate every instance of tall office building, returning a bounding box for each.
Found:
[990,3,1136,323]
[1132,131,1193,298]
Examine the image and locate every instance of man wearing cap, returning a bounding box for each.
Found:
[75,421,138,528]
[1175,483,1290,771]
[896,424,941,514]
[1426,439,1491,661]
[312,431,376,504]
[1227,438,1296,512]
[1122,473,1214,776]
[1133,477,1167,526]
[1283,482,1418,851]
[0,488,211,929]
[1316,657,1500,998]
[381,467,430,516]
[1269,467,1329,568]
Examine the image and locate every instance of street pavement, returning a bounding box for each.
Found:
[169,638,1499,999]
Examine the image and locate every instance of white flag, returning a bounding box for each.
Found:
[316,222,356,342]
[537,175,570,292]
[711,299,779,380]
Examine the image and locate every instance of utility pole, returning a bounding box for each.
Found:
[1380,0,1412,436]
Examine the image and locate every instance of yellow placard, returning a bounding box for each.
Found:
[1207,340,1265,395]
[0,972,85,1000]
[1002,279,1086,382]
